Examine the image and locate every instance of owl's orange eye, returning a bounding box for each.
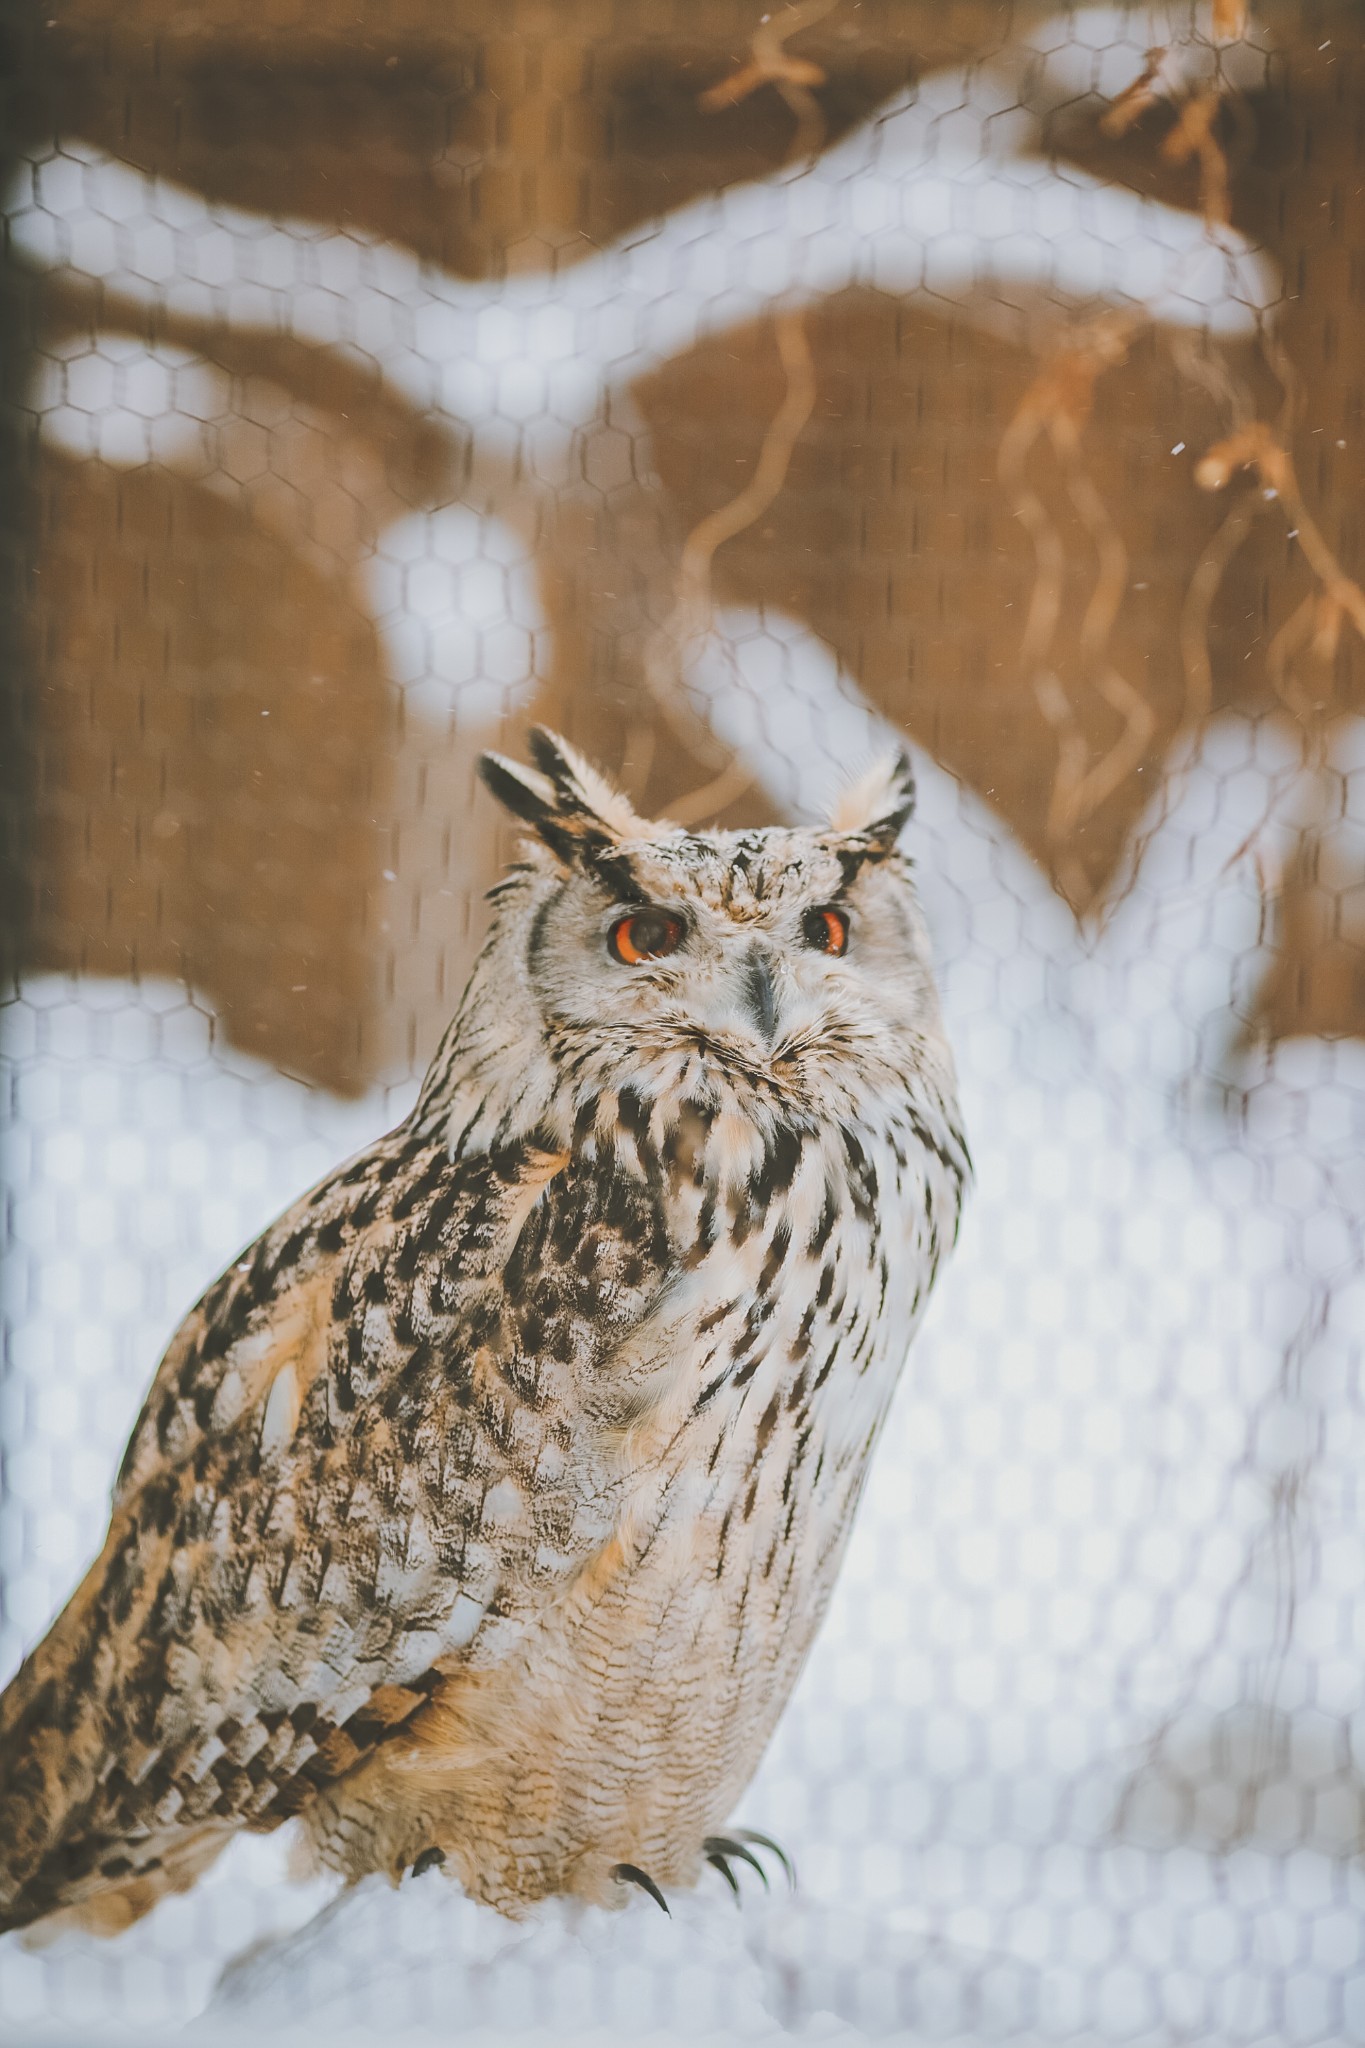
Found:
[802,906,849,956]
[609,907,685,965]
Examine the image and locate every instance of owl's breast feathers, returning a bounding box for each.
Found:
[0,1056,966,1932]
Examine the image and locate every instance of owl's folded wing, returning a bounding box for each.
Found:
[0,1115,675,1931]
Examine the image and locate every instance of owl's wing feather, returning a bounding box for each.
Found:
[0,1115,675,1932]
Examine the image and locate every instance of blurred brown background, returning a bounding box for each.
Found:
[2,0,1362,1094]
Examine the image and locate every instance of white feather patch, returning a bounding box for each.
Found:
[827,751,910,833]
[441,1592,486,1650]
[260,1360,302,1456]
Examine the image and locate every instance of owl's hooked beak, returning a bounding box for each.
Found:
[739,945,781,1046]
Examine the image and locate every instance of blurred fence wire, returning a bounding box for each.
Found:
[2,0,1365,2038]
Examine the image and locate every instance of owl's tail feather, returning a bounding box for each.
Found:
[0,1527,178,1937]
[8,1827,232,1943]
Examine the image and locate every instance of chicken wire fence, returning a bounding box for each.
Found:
[1,0,1364,2037]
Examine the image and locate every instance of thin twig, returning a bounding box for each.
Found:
[997,314,1145,901]
[1162,89,1231,227]
[1100,46,1174,139]
[1102,16,1251,237]
[674,311,818,623]
[652,3,836,826]
[698,0,837,126]
[1195,421,1365,711]
[1178,488,1257,735]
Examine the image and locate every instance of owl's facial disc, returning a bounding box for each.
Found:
[480,730,939,1082]
[519,839,936,1081]
[599,913,844,1051]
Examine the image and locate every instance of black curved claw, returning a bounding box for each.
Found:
[613,1862,671,1915]
[410,1845,446,1879]
[731,1828,797,1891]
[703,1835,769,1890]
[706,1849,741,1902]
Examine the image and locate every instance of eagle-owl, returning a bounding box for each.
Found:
[0,730,968,1935]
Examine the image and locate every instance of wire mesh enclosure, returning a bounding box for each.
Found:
[2,0,1364,2037]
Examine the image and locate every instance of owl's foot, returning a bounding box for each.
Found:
[408,1846,446,1879]
[704,1830,796,1902]
[612,1862,671,1915]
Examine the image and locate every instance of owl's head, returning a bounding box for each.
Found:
[465,730,946,1120]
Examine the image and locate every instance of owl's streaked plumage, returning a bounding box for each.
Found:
[0,730,968,1934]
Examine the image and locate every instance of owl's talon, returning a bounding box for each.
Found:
[409,1846,445,1879]
[706,1848,741,1902]
[730,1828,796,1891]
[613,1862,670,1915]
[703,1834,768,1891]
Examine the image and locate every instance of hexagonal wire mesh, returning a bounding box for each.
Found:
[1,0,1364,2037]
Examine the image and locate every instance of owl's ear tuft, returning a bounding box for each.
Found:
[480,729,649,870]
[826,748,916,857]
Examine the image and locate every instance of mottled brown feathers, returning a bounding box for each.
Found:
[0,1126,672,1929]
[0,735,967,1933]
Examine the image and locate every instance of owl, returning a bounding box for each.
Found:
[0,730,968,1936]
